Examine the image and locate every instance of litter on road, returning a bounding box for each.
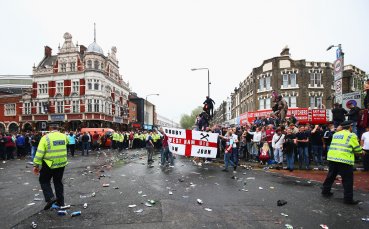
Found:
[31,221,37,228]
[285,224,293,229]
[57,210,68,216]
[60,205,71,210]
[320,224,329,229]
[83,203,88,209]
[145,202,152,207]
[128,205,137,208]
[246,177,255,180]
[259,187,263,190]
[281,213,288,217]
[362,217,369,222]
[102,183,110,187]
[277,200,288,206]
[71,211,81,217]
[27,203,35,206]
[134,209,143,213]
[197,199,203,204]
[204,208,212,212]
[169,191,173,195]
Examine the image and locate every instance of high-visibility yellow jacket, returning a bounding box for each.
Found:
[112,132,119,141]
[33,131,69,169]
[327,129,362,165]
[118,133,123,142]
[152,133,160,142]
[134,133,139,139]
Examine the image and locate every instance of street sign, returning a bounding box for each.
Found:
[342,91,361,111]
[335,79,342,96]
[334,57,343,81]
[335,95,342,104]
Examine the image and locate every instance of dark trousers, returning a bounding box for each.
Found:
[231,147,239,165]
[6,146,14,159]
[39,161,65,206]
[363,150,369,171]
[69,144,75,157]
[322,161,354,201]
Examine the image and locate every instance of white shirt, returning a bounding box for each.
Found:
[252,132,262,143]
[272,133,285,149]
[361,132,369,150]
[232,134,238,148]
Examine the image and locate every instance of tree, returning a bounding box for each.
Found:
[180,106,203,129]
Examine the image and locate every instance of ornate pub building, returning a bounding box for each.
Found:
[21,32,130,131]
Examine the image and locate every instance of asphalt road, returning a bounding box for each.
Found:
[1,148,368,229]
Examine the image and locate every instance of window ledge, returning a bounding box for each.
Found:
[308,84,324,89]
[257,87,273,93]
[281,84,299,89]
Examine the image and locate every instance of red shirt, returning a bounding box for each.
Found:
[92,133,100,141]
[162,134,169,148]
[265,129,275,143]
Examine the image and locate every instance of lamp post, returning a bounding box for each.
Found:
[144,93,159,129]
[327,44,344,106]
[191,68,210,97]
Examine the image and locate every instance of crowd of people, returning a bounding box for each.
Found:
[0,129,170,164]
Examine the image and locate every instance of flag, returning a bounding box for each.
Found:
[162,127,219,158]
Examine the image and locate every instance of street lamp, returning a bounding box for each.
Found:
[191,68,210,97]
[144,93,159,129]
[327,44,344,105]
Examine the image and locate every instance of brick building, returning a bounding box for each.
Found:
[229,47,366,121]
[0,92,23,133]
[21,32,131,131]
[212,47,367,124]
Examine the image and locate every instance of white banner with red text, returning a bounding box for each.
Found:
[162,127,219,158]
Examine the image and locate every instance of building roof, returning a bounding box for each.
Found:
[86,41,104,55]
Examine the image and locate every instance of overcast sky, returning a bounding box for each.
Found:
[1,0,368,123]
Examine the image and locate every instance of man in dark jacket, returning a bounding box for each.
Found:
[203,96,215,117]
[331,103,347,128]
[346,102,361,136]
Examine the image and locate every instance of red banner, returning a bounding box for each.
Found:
[239,108,328,125]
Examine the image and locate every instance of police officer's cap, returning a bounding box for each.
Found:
[341,120,353,127]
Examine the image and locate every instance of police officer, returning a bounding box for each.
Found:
[33,126,69,209]
[321,120,362,205]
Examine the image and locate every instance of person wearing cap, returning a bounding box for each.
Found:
[331,103,347,128]
[346,102,360,136]
[321,120,363,205]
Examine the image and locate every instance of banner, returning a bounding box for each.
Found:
[162,127,219,158]
[238,108,329,125]
[311,109,327,124]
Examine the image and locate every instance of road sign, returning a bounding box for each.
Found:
[342,91,361,111]
[335,79,342,96]
[334,57,343,81]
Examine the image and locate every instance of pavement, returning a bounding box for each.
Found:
[1,148,369,229]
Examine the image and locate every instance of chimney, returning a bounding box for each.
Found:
[280,46,290,56]
[44,46,52,57]
[80,45,87,55]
